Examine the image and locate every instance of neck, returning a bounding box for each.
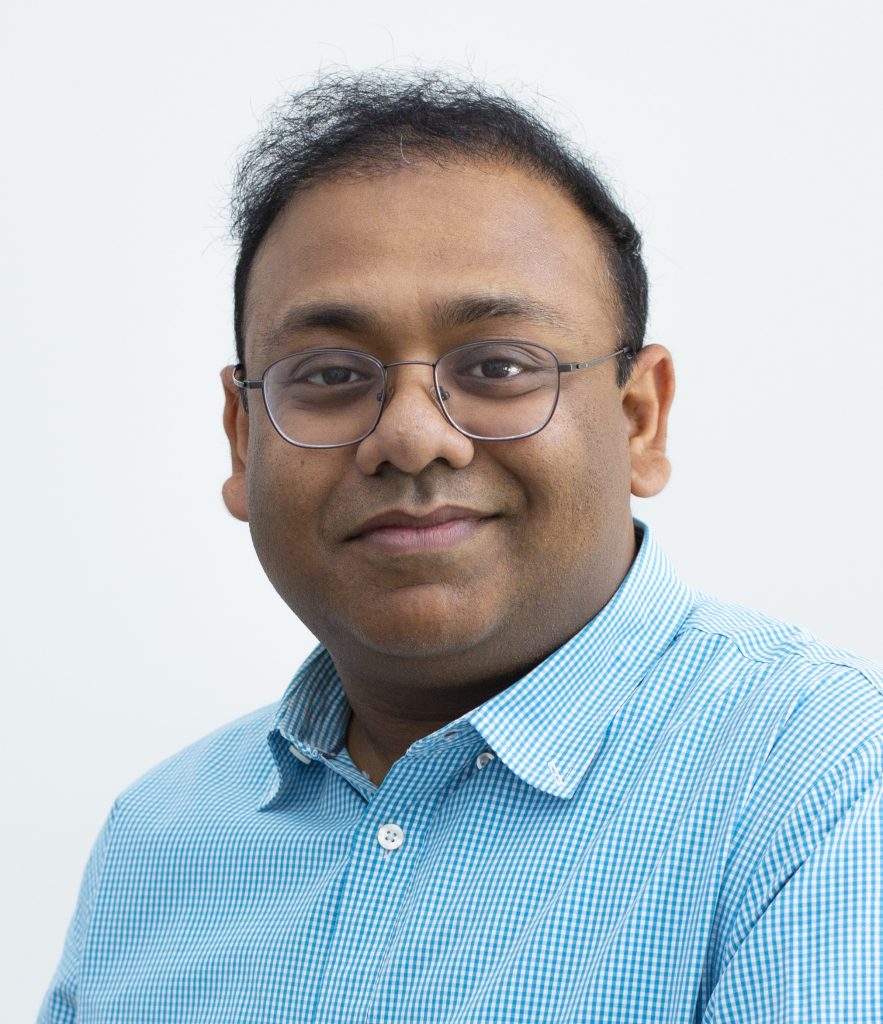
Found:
[343,650,555,784]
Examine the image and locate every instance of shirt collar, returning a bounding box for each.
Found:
[262,517,694,806]
[463,518,695,797]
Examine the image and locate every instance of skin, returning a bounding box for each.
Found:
[222,158,674,784]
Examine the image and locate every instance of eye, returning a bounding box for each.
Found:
[300,365,369,387]
[277,352,377,388]
[441,343,557,401]
[462,358,524,380]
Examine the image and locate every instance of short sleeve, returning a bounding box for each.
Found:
[700,774,883,1023]
[37,804,117,1024]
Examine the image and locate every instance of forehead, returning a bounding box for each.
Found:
[244,160,617,361]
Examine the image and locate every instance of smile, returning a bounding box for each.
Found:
[348,505,496,554]
[356,517,491,554]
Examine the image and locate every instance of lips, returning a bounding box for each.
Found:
[347,505,496,554]
[350,505,490,535]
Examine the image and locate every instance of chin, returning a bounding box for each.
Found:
[332,583,498,660]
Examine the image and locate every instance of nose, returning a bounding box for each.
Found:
[354,363,475,476]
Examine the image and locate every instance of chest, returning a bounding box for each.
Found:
[79,747,742,1024]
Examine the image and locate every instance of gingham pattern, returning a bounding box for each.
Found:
[40,520,883,1023]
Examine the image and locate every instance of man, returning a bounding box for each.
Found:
[41,72,883,1023]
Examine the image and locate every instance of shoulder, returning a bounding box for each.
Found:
[677,592,883,789]
[674,596,883,987]
[111,703,278,822]
[675,593,883,878]
[647,591,883,881]
[675,591,883,727]
[683,591,883,682]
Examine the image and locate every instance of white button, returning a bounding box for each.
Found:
[475,750,496,770]
[377,823,405,851]
[288,744,311,764]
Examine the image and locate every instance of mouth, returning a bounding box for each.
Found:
[347,505,497,554]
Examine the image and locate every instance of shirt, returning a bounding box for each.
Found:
[40,519,883,1023]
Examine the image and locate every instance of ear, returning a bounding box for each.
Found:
[221,366,250,522]
[621,344,675,498]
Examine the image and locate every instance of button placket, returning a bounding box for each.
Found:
[311,744,469,1021]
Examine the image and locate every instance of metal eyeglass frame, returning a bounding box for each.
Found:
[231,339,628,449]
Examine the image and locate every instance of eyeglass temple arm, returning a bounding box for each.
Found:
[230,367,263,413]
[230,368,263,389]
[557,348,627,373]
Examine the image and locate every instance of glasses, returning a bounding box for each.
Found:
[232,339,626,449]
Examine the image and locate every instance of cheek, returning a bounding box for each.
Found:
[244,431,331,578]
[499,407,632,623]
[508,399,630,524]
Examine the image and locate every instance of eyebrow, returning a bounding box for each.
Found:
[260,302,380,347]
[255,293,570,357]
[432,294,569,331]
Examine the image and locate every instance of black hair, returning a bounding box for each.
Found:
[230,71,647,385]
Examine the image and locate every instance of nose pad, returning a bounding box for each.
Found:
[380,374,448,418]
[355,366,475,474]
[371,362,464,445]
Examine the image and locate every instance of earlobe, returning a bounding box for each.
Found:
[221,366,250,522]
[221,475,249,521]
[622,344,675,499]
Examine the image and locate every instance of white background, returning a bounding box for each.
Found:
[2,0,881,1017]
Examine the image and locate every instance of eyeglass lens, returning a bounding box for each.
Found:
[261,341,561,447]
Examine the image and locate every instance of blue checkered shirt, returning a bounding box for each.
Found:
[40,520,883,1022]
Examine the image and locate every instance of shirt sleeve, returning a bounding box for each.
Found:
[700,771,883,1023]
[37,804,117,1024]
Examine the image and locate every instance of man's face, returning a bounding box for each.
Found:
[224,159,670,683]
